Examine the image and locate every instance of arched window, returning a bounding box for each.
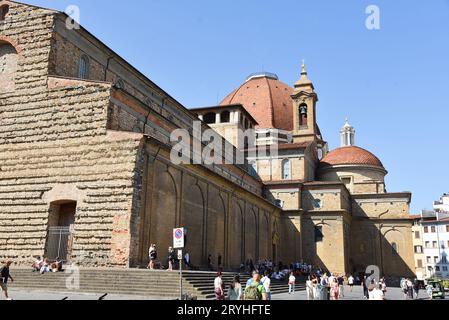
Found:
[203,112,216,124]
[221,111,230,123]
[299,104,308,126]
[0,4,9,21]
[79,55,90,79]
[0,42,18,94]
[281,159,291,180]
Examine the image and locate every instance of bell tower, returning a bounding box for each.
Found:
[291,61,319,143]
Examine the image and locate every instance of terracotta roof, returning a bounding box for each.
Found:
[320,146,384,168]
[220,74,294,131]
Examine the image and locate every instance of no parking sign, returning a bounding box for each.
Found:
[173,227,185,249]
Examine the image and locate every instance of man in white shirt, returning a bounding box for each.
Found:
[348,275,355,292]
[261,271,271,300]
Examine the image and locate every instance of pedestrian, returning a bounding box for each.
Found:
[426,283,433,300]
[167,247,176,271]
[246,271,257,287]
[306,276,314,300]
[362,276,369,299]
[338,274,344,298]
[320,274,329,300]
[330,278,340,300]
[406,278,414,300]
[401,278,409,300]
[312,275,319,300]
[208,254,213,271]
[288,272,296,294]
[148,244,157,270]
[380,277,387,297]
[371,284,385,300]
[214,272,225,300]
[413,279,420,299]
[348,274,354,292]
[243,272,267,301]
[261,271,272,300]
[0,261,14,300]
[184,252,191,269]
[217,255,222,271]
[228,275,243,300]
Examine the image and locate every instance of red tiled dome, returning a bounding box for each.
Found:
[220,73,294,131]
[321,146,384,168]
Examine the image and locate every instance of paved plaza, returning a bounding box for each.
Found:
[273,286,442,301]
[3,286,444,301]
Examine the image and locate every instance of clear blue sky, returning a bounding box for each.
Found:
[27,0,449,213]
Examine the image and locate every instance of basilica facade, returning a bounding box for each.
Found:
[0,1,414,277]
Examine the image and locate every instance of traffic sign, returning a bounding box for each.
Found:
[173,227,185,249]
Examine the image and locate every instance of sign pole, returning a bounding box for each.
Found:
[180,250,183,300]
[174,228,185,300]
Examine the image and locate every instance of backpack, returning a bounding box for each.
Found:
[244,283,261,300]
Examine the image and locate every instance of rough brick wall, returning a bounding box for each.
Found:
[0,2,143,267]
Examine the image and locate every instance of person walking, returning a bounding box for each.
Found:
[261,271,272,301]
[167,247,176,271]
[0,261,14,300]
[228,275,243,300]
[312,275,319,300]
[148,244,157,270]
[348,274,355,292]
[214,272,225,300]
[406,278,414,300]
[426,283,433,300]
[306,276,314,300]
[330,278,340,300]
[243,272,267,301]
[320,274,329,300]
[413,279,420,299]
[362,275,369,299]
[288,272,296,295]
[338,275,345,298]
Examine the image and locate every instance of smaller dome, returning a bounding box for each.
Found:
[321,146,384,168]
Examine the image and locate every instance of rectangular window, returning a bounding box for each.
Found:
[434,256,439,263]
[444,266,448,272]
[447,225,449,233]
[436,266,441,272]
[425,241,430,248]
[427,256,432,264]
[442,256,448,264]
[414,246,423,254]
[417,260,423,268]
[433,241,438,248]
[415,231,420,239]
[431,226,436,233]
[315,226,324,243]
[424,226,429,233]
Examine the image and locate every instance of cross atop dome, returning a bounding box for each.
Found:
[294,59,314,90]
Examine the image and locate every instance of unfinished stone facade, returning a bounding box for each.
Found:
[0,1,414,277]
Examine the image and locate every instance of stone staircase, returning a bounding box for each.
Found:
[9,268,305,300]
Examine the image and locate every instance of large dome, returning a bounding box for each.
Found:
[321,146,384,168]
[220,72,294,131]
